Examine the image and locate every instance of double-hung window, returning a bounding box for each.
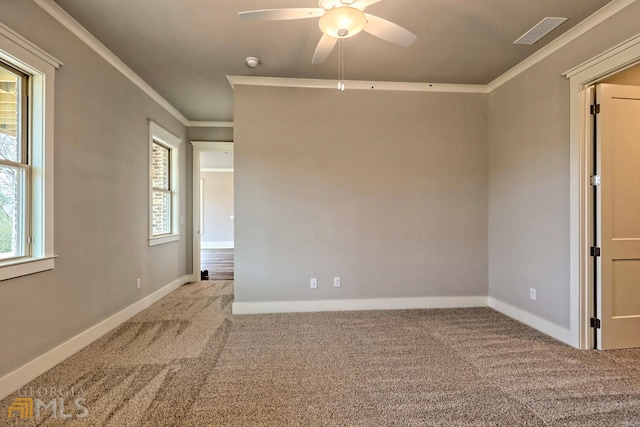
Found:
[148,121,181,246]
[0,24,58,281]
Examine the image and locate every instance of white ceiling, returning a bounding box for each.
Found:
[52,0,615,122]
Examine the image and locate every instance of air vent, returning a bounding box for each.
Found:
[514,17,568,45]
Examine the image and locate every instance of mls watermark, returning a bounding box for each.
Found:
[7,386,88,420]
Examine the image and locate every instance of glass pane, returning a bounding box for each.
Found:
[0,165,25,259]
[152,190,171,236]
[152,142,169,190]
[0,67,21,162]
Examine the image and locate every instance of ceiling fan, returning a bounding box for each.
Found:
[239,0,417,64]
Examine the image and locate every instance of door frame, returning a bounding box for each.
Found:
[191,141,234,280]
[565,33,640,349]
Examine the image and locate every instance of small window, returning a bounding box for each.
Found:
[151,141,171,236]
[148,121,181,246]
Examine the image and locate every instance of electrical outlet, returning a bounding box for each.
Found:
[310,278,318,289]
[333,277,341,288]
[529,288,536,301]
[136,278,141,290]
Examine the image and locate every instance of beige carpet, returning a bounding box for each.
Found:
[3,281,640,426]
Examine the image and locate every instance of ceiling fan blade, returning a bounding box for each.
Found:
[363,14,417,47]
[312,34,338,64]
[239,8,324,21]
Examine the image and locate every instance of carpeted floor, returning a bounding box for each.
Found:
[201,249,234,280]
[3,280,640,426]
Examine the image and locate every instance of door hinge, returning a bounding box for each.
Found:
[590,246,601,257]
[590,104,600,115]
[590,175,601,186]
[590,317,601,329]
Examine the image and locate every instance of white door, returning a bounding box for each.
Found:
[596,83,640,349]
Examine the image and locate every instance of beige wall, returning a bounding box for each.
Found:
[187,126,233,142]
[602,63,640,85]
[0,1,189,376]
[488,1,640,328]
[234,86,488,303]
[201,171,234,245]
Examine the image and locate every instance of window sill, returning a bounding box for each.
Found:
[0,256,56,281]
[148,234,180,246]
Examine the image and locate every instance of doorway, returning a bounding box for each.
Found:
[590,75,640,349]
[191,141,234,281]
[565,34,640,349]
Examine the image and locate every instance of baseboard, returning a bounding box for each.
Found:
[488,297,572,345]
[0,275,190,400]
[201,241,234,249]
[232,295,488,315]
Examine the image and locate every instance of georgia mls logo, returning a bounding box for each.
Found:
[7,387,88,420]
[7,397,33,419]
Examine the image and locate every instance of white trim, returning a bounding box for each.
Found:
[201,168,233,173]
[187,121,234,128]
[232,296,488,315]
[0,275,190,400]
[488,297,572,345]
[564,32,640,350]
[564,33,640,80]
[148,234,180,246]
[201,241,234,249]
[486,0,637,92]
[32,0,189,126]
[192,141,234,150]
[0,23,61,69]
[148,121,182,245]
[226,75,488,94]
[0,257,55,282]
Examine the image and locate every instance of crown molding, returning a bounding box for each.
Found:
[486,0,638,92]
[33,0,189,126]
[227,75,488,93]
[33,0,637,125]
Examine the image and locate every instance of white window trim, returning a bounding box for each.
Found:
[148,121,181,246]
[0,24,60,281]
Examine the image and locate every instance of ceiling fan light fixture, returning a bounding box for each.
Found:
[319,6,367,38]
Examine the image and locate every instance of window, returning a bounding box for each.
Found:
[148,121,181,246]
[0,24,59,281]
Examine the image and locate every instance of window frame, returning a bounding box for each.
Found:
[0,23,59,281]
[148,120,181,246]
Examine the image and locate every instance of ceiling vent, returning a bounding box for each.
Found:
[514,17,568,45]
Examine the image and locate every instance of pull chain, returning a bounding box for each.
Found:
[338,39,345,91]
